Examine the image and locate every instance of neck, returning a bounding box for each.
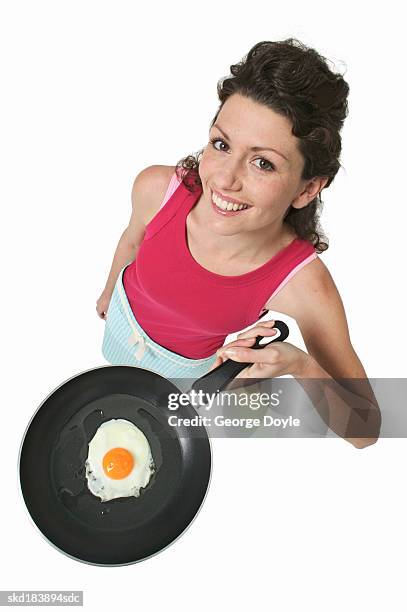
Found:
[189,195,292,264]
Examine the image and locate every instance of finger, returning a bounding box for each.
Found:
[236,325,277,341]
[209,356,224,371]
[217,345,280,364]
[216,338,256,356]
[219,329,276,353]
[217,332,279,357]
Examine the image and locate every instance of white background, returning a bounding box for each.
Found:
[2,1,406,610]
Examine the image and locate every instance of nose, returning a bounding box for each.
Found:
[214,161,244,192]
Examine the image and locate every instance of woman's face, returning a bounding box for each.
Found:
[198,93,321,236]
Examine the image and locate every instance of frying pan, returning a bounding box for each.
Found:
[19,321,289,566]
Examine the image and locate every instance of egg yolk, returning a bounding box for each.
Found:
[102,447,135,479]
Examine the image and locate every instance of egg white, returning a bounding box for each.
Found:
[85,418,155,502]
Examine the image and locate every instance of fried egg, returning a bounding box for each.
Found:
[85,418,155,502]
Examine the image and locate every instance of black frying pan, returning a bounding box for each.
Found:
[19,321,289,566]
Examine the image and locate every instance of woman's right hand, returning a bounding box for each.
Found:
[96,290,112,320]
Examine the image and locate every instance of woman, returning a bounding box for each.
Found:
[96,38,381,448]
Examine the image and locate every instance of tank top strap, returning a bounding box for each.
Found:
[246,240,317,325]
[159,171,182,211]
[144,172,199,240]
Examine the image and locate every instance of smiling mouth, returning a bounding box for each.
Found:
[211,191,253,214]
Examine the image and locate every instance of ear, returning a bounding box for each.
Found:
[291,177,329,210]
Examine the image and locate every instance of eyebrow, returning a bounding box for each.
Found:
[212,123,289,162]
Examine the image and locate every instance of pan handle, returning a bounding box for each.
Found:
[191,320,289,396]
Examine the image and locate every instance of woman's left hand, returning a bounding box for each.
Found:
[212,319,311,379]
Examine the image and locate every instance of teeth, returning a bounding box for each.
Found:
[212,193,249,211]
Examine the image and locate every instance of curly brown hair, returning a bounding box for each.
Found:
[175,38,350,253]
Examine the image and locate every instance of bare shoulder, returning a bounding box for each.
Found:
[265,255,340,321]
[267,255,368,379]
[131,164,176,226]
[292,255,338,303]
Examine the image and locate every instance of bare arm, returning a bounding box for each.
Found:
[216,258,381,449]
[290,261,381,447]
[96,165,175,319]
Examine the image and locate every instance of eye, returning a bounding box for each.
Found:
[253,158,275,172]
[209,137,275,172]
[209,137,228,152]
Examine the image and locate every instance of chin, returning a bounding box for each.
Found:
[209,222,244,237]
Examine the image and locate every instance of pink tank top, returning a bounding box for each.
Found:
[123,170,317,359]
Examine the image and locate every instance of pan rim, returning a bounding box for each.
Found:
[17,364,213,567]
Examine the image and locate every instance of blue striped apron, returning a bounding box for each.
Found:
[102,265,218,386]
